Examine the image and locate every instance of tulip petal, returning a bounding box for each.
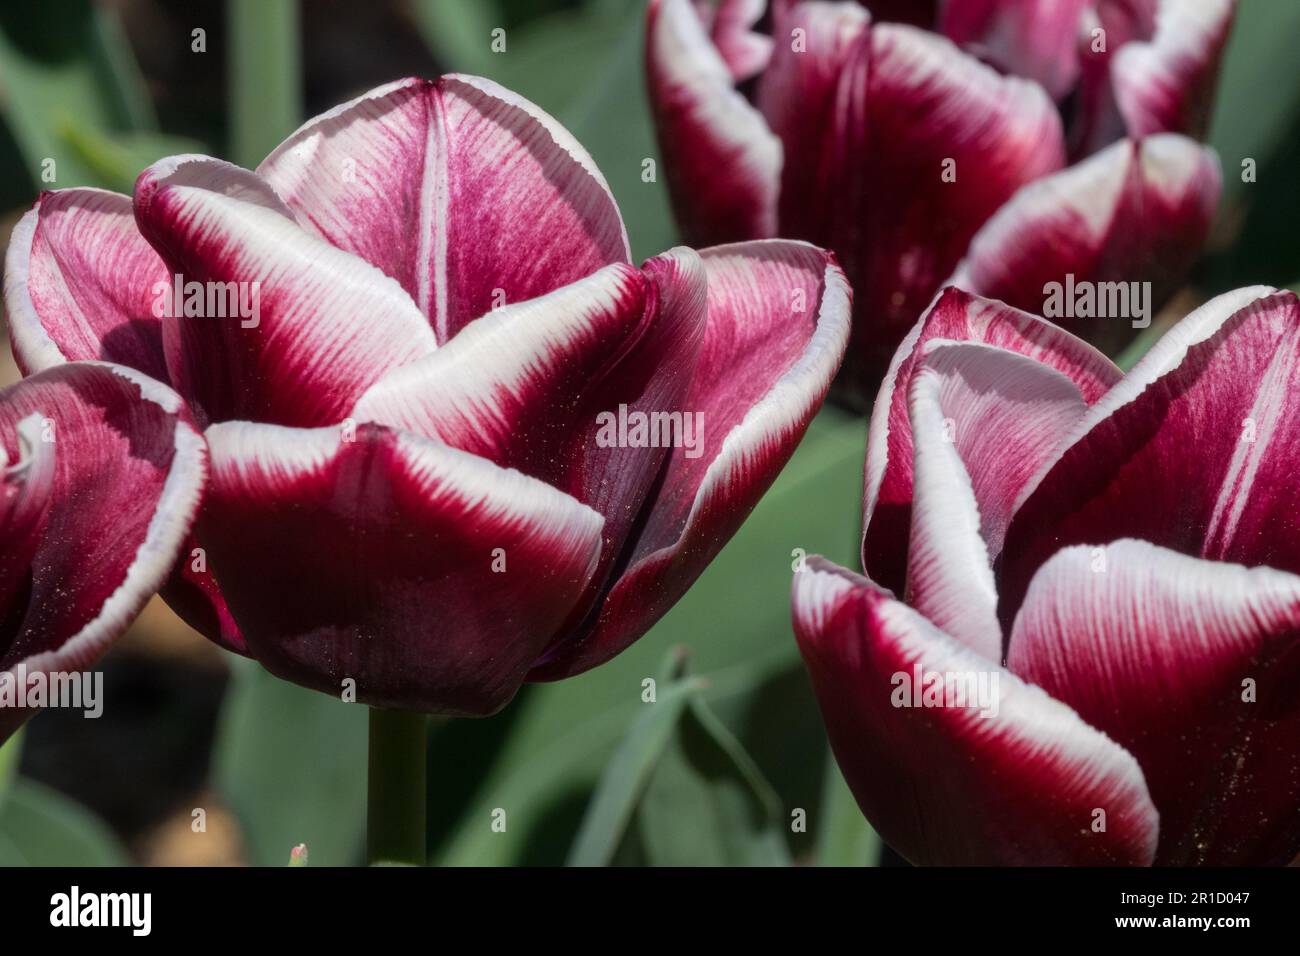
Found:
[355,251,708,609]
[531,241,851,678]
[863,288,1121,594]
[693,0,773,82]
[757,1,871,244]
[1000,287,1300,622]
[826,23,1066,386]
[1112,0,1235,140]
[950,135,1221,351]
[159,535,247,656]
[792,557,1159,866]
[5,189,170,382]
[1008,540,1300,865]
[257,75,631,342]
[940,0,1094,99]
[905,342,1092,659]
[1069,0,1159,157]
[0,363,205,742]
[646,0,782,246]
[133,154,439,427]
[197,420,605,715]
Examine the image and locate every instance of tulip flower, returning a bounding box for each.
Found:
[792,285,1300,865]
[4,75,851,718]
[646,0,1231,393]
[0,362,204,744]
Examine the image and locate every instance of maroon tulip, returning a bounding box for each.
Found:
[646,0,1231,393]
[0,362,205,744]
[793,285,1300,865]
[5,76,851,715]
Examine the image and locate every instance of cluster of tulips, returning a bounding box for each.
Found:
[2,0,1295,866]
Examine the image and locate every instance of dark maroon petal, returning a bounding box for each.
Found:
[825,22,1066,388]
[133,154,438,427]
[5,189,170,382]
[0,363,205,743]
[757,0,871,243]
[646,0,782,246]
[197,421,605,715]
[858,0,939,28]
[863,288,1121,595]
[940,0,1094,99]
[531,241,851,679]
[951,134,1221,353]
[1112,0,1236,140]
[1008,540,1300,865]
[999,287,1300,625]
[792,557,1159,866]
[159,532,247,656]
[258,75,630,343]
[355,251,708,615]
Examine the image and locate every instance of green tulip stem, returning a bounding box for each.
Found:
[366,708,428,866]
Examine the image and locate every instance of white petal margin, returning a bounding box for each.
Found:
[529,242,851,678]
[1011,285,1279,514]
[0,363,206,743]
[1007,538,1300,864]
[905,340,1093,660]
[199,420,608,714]
[918,342,1092,559]
[949,134,1220,299]
[257,75,631,342]
[4,189,171,382]
[352,262,653,455]
[646,0,782,243]
[905,345,999,661]
[134,154,440,426]
[1112,0,1235,139]
[791,556,1160,866]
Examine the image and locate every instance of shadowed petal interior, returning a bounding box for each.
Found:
[5,189,170,382]
[863,288,1121,595]
[531,240,850,679]
[0,363,205,743]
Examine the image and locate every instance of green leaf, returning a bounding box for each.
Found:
[59,127,207,194]
[815,746,880,866]
[213,662,367,867]
[0,1,164,190]
[412,0,503,75]
[1209,0,1300,200]
[0,778,129,866]
[570,650,790,867]
[228,0,301,168]
[0,730,22,810]
[566,672,699,865]
[432,408,866,865]
[636,690,792,866]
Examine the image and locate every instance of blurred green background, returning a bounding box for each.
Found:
[0,0,1296,866]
